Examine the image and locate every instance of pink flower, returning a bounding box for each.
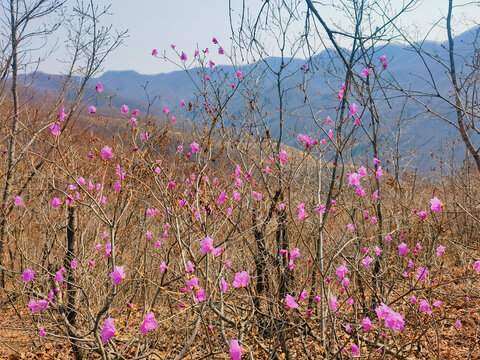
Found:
[221,277,230,292]
[195,289,206,302]
[373,157,381,165]
[121,104,129,114]
[163,106,169,114]
[14,196,22,206]
[351,344,359,356]
[329,294,338,311]
[473,260,480,270]
[455,319,461,329]
[236,71,242,78]
[89,106,96,114]
[362,317,372,331]
[22,269,35,282]
[50,122,61,136]
[398,242,408,255]
[285,294,298,308]
[416,267,428,282]
[186,276,199,291]
[180,52,187,61]
[96,82,103,92]
[101,318,116,344]
[140,312,158,335]
[201,236,214,254]
[419,211,427,219]
[361,68,371,77]
[190,142,200,153]
[159,261,167,274]
[347,224,355,231]
[298,289,307,302]
[436,245,445,256]
[362,256,374,269]
[419,299,432,315]
[280,150,287,163]
[110,266,126,285]
[430,197,442,213]
[217,190,226,204]
[336,263,348,281]
[218,47,224,55]
[290,248,300,259]
[209,60,215,68]
[433,300,442,307]
[59,106,66,121]
[347,173,361,186]
[152,49,158,56]
[39,328,46,338]
[232,271,250,288]
[380,55,387,63]
[168,181,175,189]
[376,166,383,178]
[349,103,358,116]
[100,146,114,159]
[229,339,243,360]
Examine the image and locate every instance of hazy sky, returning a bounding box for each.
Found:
[36,0,479,75]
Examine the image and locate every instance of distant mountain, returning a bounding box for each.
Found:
[22,26,480,171]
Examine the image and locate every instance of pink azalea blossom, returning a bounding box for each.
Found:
[186,276,199,291]
[430,197,442,213]
[39,328,46,338]
[336,263,348,281]
[473,260,480,270]
[290,248,300,259]
[14,196,22,206]
[140,312,158,334]
[221,277,230,292]
[232,271,250,288]
[398,242,408,255]
[59,106,66,121]
[362,256,374,269]
[110,266,126,285]
[229,339,243,360]
[180,52,187,61]
[159,261,167,274]
[351,344,359,356]
[89,106,96,114]
[22,269,35,282]
[285,294,298,309]
[362,317,372,331]
[376,166,383,178]
[347,173,361,186]
[96,82,103,92]
[419,299,433,314]
[50,122,61,136]
[201,236,214,254]
[236,71,242,78]
[195,289,206,302]
[101,318,116,344]
[100,146,114,159]
[416,267,428,282]
[436,245,445,256]
[361,68,371,77]
[329,294,338,311]
[190,142,200,153]
[349,103,358,116]
[455,319,461,329]
[121,104,129,114]
[152,49,158,56]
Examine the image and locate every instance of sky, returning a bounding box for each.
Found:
[33,0,480,75]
